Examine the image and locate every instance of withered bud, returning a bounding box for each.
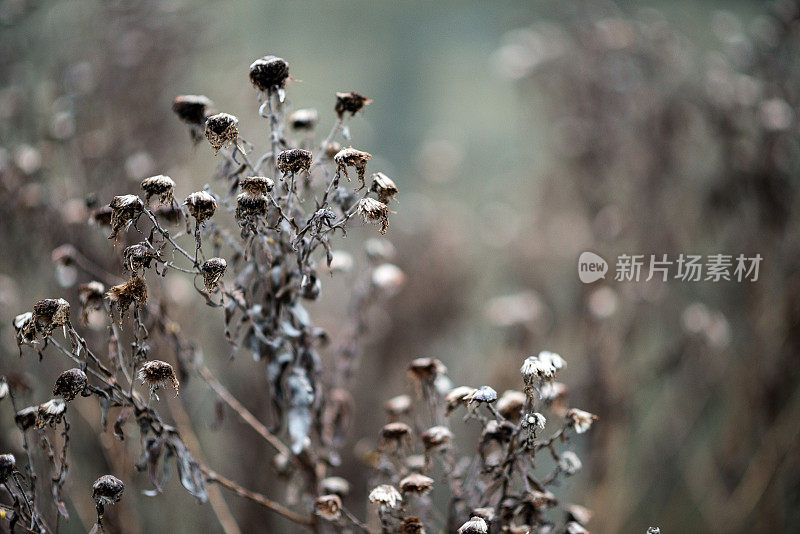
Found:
[334,147,372,189]
[140,175,175,206]
[408,357,447,382]
[37,398,66,428]
[33,298,70,337]
[53,368,87,401]
[249,55,289,92]
[235,191,268,220]
[240,175,274,195]
[200,258,227,292]
[92,475,124,506]
[370,172,398,204]
[445,386,476,416]
[335,91,372,118]
[320,477,351,497]
[368,485,402,509]
[184,191,217,224]
[357,197,390,235]
[315,494,342,522]
[0,453,15,482]
[106,276,147,322]
[289,108,318,130]
[420,425,453,450]
[78,281,105,325]
[122,243,154,273]
[277,148,312,175]
[496,390,526,420]
[380,421,412,445]
[399,473,434,495]
[172,95,213,126]
[384,394,412,418]
[137,360,179,399]
[15,406,37,430]
[14,312,37,347]
[401,516,426,534]
[204,113,239,154]
[458,516,488,534]
[108,195,144,240]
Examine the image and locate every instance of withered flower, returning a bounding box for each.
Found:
[370,172,398,204]
[172,95,213,126]
[399,473,434,495]
[458,516,488,534]
[0,454,15,482]
[445,386,476,416]
[200,258,227,292]
[108,194,144,240]
[184,191,217,225]
[249,55,289,92]
[408,357,447,382]
[90,205,113,227]
[420,425,453,451]
[496,390,526,420]
[140,175,175,206]
[289,108,318,130]
[33,298,70,337]
[467,386,498,405]
[78,281,105,325]
[315,494,342,522]
[521,351,566,384]
[277,148,313,175]
[106,276,147,322]
[357,197,390,235]
[204,113,239,154]
[15,406,37,430]
[14,312,37,347]
[384,394,412,418]
[368,484,402,509]
[334,147,372,189]
[92,474,124,512]
[380,421,412,450]
[560,451,583,476]
[235,191,268,221]
[522,413,546,433]
[565,408,597,434]
[401,516,426,534]
[335,91,372,118]
[37,398,66,428]
[122,243,154,273]
[240,175,274,195]
[320,477,351,497]
[53,368,87,401]
[137,360,179,399]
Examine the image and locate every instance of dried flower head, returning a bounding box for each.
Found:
[357,197,390,234]
[140,175,175,205]
[324,141,342,159]
[106,276,147,322]
[384,394,412,418]
[235,191,269,220]
[566,408,597,434]
[334,147,372,189]
[540,381,568,404]
[523,412,546,432]
[53,368,87,401]
[15,406,37,430]
[521,351,566,383]
[496,390,526,420]
[78,281,105,325]
[467,386,498,404]
[90,205,113,227]
[559,451,582,475]
[471,507,496,523]
[14,311,37,347]
[201,258,227,292]
[446,386,476,415]
[335,91,372,118]
[108,194,144,240]
[370,172,399,204]
[122,243,154,273]
[137,360,179,399]
[320,477,351,497]
[240,175,275,195]
[249,55,289,92]
[289,108,318,130]
[37,398,66,428]
[380,421,412,449]
[172,95,213,126]
[277,148,313,175]
[458,516,488,534]
[401,516,426,534]
[184,191,217,224]
[408,357,447,382]
[92,475,124,507]
[368,484,402,509]
[33,298,71,337]
[420,425,453,450]
[204,113,239,154]
[0,453,15,482]
[315,494,342,521]
[399,473,434,495]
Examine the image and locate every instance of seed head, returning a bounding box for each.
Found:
[566,408,597,434]
[334,147,372,189]
[289,108,318,130]
[0,454,15,482]
[137,360,179,399]
[408,357,446,382]
[420,425,453,450]
[249,55,289,92]
[108,195,144,240]
[172,95,213,126]
[33,298,71,337]
[53,368,87,401]
[106,276,147,322]
[320,477,351,497]
[496,390,526,420]
[445,386,476,415]
[37,398,66,428]
[122,243,154,273]
[458,516,488,534]
[277,148,313,175]
[370,172,398,204]
[140,175,175,206]
[204,113,239,154]
[357,198,390,235]
[399,473,434,495]
[184,191,217,224]
[78,281,105,325]
[201,258,227,292]
[368,484,402,509]
[240,175,274,195]
[467,385,498,404]
[15,406,37,430]
[335,91,372,118]
[92,475,124,506]
[315,494,342,521]
[235,191,268,220]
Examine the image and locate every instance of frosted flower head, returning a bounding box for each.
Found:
[172,95,213,126]
[380,422,412,449]
[53,368,87,401]
[566,408,597,434]
[458,516,488,534]
[14,311,36,347]
[521,351,566,383]
[204,113,239,154]
[33,298,71,337]
[408,357,446,382]
[445,386,476,415]
[420,425,453,450]
[0,378,8,400]
[384,394,412,418]
[559,451,582,475]
[496,390,526,420]
[37,398,66,428]
[289,108,318,130]
[200,258,227,292]
[235,191,268,220]
[92,475,124,506]
[122,243,154,274]
[399,473,434,495]
[540,381,568,403]
[140,175,175,206]
[371,263,405,294]
[106,276,147,323]
[15,406,38,430]
[184,191,217,224]
[277,149,312,175]
[108,195,144,239]
[137,360,179,399]
[566,521,588,534]
[334,147,373,189]
[249,55,289,92]
[315,494,342,521]
[335,91,372,118]
[370,172,399,204]
[369,484,402,509]
[320,477,350,497]
[401,516,425,533]
[467,386,498,404]
[240,175,274,196]
[524,412,547,431]
[78,281,105,324]
[0,454,15,482]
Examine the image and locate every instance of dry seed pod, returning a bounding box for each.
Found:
[33,298,70,337]
[334,147,372,189]
[140,175,175,206]
[53,368,87,401]
[399,473,434,495]
[357,197,390,234]
[184,191,217,224]
[240,175,274,195]
[137,360,179,399]
[200,257,227,291]
[289,108,318,130]
[335,91,372,118]
[277,148,312,175]
[204,113,239,154]
[249,55,290,92]
[108,195,144,240]
[0,454,15,482]
[37,398,66,428]
[172,95,213,125]
[315,494,342,521]
[370,172,398,204]
[106,276,147,323]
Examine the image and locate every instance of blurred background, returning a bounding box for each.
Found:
[1,0,799,532]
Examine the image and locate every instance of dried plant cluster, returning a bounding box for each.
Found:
[0,52,596,534]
